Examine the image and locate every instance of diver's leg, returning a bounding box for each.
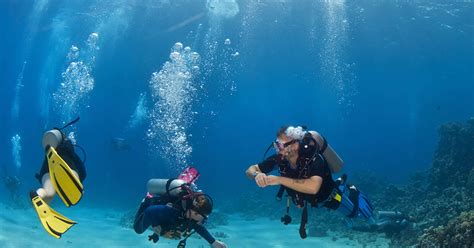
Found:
[377,210,402,219]
[133,198,154,234]
[36,173,56,204]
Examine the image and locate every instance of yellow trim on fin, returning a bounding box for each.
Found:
[47,146,83,207]
[31,195,76,238]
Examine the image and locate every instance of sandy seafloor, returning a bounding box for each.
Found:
[0,202,390,248]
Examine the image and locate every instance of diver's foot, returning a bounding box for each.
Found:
[29,190,38,200]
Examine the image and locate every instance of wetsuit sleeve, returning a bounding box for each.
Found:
[192,222,216,244]
[257,154,280,174]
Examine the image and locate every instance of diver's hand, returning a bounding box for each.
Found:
[255,172,269,187]
[211,240,228,248]
[265,175,281,186]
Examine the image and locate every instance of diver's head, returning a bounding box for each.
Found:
[187,194,213,222]
[274,126,305,158]
[42,129,64,150]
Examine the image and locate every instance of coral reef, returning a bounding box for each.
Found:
[387,119,474,247]
[418,210,474,248]
[430,118,474,191]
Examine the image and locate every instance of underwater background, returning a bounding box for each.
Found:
[1,0,473,247]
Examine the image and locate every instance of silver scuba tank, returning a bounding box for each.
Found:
[42,129,63,149]
[147,179,187,197]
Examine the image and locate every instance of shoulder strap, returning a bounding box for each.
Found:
[347,186,360,218]
[319,135,328,154]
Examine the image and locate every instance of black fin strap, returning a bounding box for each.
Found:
[299,203,308,239]
[347,186,360,218]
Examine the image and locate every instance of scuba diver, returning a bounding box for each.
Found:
[353,210,411,234]
[245,126,408,238]
[133,167,227,248]
[1,167,23,207]
[30,117,87,238]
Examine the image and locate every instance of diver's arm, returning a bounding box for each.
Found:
[245,164,262,179]
[309,131,344,173]
[192,223,216,244]
[266,175,322,195]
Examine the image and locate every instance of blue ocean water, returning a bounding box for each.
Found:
[0,0,473,246]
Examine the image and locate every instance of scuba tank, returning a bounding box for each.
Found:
[42,129,64,149]
[42,117,81,149]
[147,179,187,197]
[41,117,86,164]
[147,166,200,198]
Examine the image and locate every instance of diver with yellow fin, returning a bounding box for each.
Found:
[31,117,87,238]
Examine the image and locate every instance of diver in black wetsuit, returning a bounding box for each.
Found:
[246,125,408,238]
[353,210,411,234]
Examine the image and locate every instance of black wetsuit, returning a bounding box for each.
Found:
[35,139,86,184]
[258,154,335,206]
[134,201,216,244]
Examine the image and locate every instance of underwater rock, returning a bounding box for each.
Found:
[429,120,474,190]
[386,119,474,247]
[418,210,474,248]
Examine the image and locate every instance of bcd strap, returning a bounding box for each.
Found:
[347,186,360,218]
[320,135,328,153]
[165,179,174,198]
[262,143,274,160]
[276,186,285,201]
[299,203,308,239]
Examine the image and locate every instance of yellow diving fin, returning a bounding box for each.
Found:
[47,146,84,207]
[30,192,76,238]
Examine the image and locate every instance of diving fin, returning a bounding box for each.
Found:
[47,146,84,207]
[30,192,76,238]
